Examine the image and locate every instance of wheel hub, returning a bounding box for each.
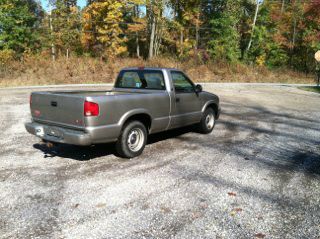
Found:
[127,128,144,152]
[206,113,214,129]
[130,134,137,144]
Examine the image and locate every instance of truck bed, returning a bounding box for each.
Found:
[30,89,165,129]
[47,90,150,97]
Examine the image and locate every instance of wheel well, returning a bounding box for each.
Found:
[206,103,219,117]
[125,114,152,131]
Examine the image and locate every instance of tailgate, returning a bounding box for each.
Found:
[31,92,85,128]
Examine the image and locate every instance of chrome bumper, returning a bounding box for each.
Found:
[25,122,92,146]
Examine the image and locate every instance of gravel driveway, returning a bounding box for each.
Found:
[0,84,319,239]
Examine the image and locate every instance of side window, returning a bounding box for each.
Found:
[144,72,165,90]
[116,70,165,90]
[171,71,194,93]
[118,72,142,88]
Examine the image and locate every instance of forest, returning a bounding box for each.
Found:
[0,0,319,86]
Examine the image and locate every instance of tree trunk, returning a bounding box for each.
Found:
[195,4,201,50]
[246,1,260,52]
[149,16,156,59]
[180,29,184,56]
[292,17,297,48]
[154,23,162,56]
[147,0,163,59]
[281,0,285,14]
[195,23,199,50]
[136,33,140,58]
[49,11,56,61]
[289,16,297,68]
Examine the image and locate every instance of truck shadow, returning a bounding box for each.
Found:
[148,125,197,144]
[33,126,196,161]
[33,143,117,161]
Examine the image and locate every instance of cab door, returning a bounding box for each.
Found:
[169,71,202,129]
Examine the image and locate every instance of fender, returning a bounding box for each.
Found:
[118,108,152,127]
[201,100,218,113]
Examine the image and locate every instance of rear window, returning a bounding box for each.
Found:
[115,70,166,90]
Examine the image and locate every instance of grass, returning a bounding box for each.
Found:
[298,86,320,94]
[0,56,316,87]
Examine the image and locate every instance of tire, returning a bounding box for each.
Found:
[116,121,148,158]
[198,108,216,134]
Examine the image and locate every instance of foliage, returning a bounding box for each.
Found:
[0,49,15,65]
[50,2,82,57]
[124,0,147,57]
[209,0,242,62]
[168,0,202,58]
[81,0,127,58]
[246,3,288,67]
[0,0,43,55]
[0,0,319,74]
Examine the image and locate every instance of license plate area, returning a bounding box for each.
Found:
[35,126,44,137]
[45,127,63,139]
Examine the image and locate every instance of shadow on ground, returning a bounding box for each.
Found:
[33,101,320,175]
[33,125,196,161]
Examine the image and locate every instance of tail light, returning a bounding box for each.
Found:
[84,101,99,117]
[30,94,32,106]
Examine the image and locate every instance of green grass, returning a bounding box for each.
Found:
[298,86,320,94]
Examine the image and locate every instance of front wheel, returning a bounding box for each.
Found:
[116,121,147,158]
[198,108,216,134]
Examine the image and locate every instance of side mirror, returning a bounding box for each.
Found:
[195,84,203,93]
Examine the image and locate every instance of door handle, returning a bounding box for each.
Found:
[176,97,180,103]
[51,101,57,107]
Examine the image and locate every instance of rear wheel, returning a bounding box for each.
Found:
[116,121,147,158]
[198,108,216,134]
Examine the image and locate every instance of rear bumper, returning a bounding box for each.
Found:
[25,122,92,146]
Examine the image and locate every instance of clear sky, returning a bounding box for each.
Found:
[40,0,87,11]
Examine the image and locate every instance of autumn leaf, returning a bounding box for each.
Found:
[254,233,266,238]
[234,208,243,212]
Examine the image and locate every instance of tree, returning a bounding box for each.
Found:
[299,0,320,73]
[47,0,82,58]
[208,0,242,62]
[123,0,146,58]
[147,0,165,59]
[168,0,204,58]
[81,0,127,58]
[246,0,261,52]
[246,2,288,67]
[0,0,43,55]
[270,1,307,70]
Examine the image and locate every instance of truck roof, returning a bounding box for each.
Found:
[121,67,181,71]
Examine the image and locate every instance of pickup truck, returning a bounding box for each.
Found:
[25,67,220,158]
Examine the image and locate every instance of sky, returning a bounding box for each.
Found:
[40,0,87,11]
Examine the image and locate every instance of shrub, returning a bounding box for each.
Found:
[0,49,15,66]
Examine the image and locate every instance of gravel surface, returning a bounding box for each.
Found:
[0,84,319,239]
